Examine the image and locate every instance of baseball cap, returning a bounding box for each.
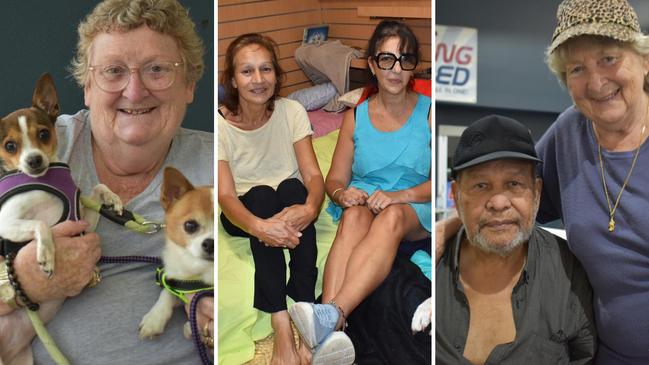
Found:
[452,114,541,176]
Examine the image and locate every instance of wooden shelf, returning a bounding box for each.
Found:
[357,6,431,19]
[350,58,368,69]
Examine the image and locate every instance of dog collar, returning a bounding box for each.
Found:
[155,266,214,304]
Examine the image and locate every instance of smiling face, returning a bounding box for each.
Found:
[83,25,195,148]
[563,36,649,130]
[369,36,415,95]
[231,44,277,109]
[452,159,541,256]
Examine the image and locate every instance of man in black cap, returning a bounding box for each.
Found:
[436,115,596,365]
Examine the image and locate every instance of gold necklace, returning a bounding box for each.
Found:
[596,120,646,232]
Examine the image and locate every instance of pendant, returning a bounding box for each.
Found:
[608,217,615,232]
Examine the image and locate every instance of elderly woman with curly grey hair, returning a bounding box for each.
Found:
[0,0,213,364]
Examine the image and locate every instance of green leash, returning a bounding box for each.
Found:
[80,196,164,234]
[26,309,71,365]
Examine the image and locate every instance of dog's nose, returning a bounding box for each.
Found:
[202,238,214,255]
[27,154,43,169]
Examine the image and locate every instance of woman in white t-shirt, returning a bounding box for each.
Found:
[217,33,325,364]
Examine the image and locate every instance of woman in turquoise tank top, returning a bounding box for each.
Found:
[289,20,432,359]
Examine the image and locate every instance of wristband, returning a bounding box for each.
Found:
[5,253,39,311]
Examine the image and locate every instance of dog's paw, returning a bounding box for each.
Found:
[139,312,167,339]
[93,184,123,215]
[36,236,55,278]
[411,297,432,335]
[138,305,174,340]
[183,321,192,339]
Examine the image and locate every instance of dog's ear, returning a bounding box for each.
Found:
[161,166,195,211]
[32,73,60,121]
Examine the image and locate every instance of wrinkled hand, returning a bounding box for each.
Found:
[336,187,369,208]
[366,190,400,214]
[254,218,302,249]
[15,220,101,303]
[273,204,316,232]
[184,295,213,340]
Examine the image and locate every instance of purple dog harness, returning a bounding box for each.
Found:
[0,162,80,256]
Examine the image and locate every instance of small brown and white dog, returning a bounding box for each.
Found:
[139,166,214,339]
[0,73,121,276]
[0,73,122,364]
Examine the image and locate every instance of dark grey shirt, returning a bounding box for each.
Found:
[436,226,596,365]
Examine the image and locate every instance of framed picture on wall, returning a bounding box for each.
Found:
[303,24,329,44]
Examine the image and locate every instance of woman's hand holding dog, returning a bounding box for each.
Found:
[15,220,101,302]
[252,218,301,249]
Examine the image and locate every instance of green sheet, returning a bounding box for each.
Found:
[218,130,340,365]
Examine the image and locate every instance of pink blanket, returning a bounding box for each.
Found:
[308,109,344,138]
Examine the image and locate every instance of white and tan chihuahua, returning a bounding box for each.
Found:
[0,73,123,364]
[0,73,121,277]
[139,166,214,339]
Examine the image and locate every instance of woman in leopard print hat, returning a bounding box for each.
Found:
[540,0,649,363]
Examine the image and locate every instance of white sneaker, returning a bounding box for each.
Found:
[289,302,340,349]
[312,331,355,365]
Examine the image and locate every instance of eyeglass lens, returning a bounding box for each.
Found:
[92,61,179,92]
[375,53,418,71]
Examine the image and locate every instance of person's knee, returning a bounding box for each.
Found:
[246,184,276,200]
[277,178,304,192]
[277,178,307,203]
[340,206,372,225]
[244,185,279,217]
[335,206,372,239]
[376,205,409,233]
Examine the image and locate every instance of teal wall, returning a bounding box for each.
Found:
[0,0,213,132]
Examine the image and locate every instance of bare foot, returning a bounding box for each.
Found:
[297,337,312,365]
[270,311,300,365]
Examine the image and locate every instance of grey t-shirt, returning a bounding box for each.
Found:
[32,110,213,365]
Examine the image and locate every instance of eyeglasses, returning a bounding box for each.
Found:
[88,61,183,92]
[373,52,418,71]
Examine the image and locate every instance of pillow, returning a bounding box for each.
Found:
[286,82,337,111]
[338,87,364,108]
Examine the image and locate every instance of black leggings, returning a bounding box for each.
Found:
[220,178,318,313]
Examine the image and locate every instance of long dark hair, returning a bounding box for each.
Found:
[366,20,420,90]
[220,33,284,115]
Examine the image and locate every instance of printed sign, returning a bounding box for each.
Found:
[435,25,477,103]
